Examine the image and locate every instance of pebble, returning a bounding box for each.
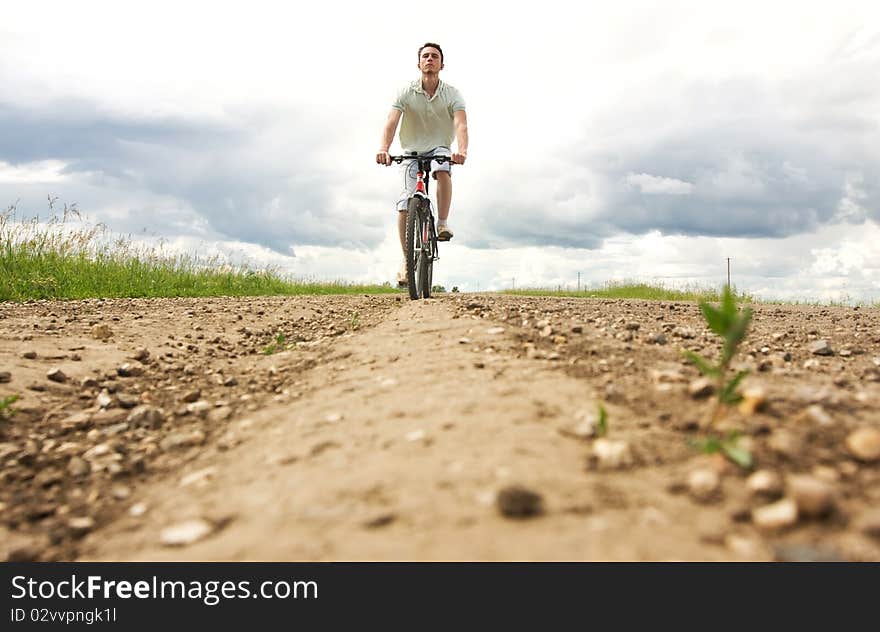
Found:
[558,408,599,440]
[91,324,113,340]
[127,405,165,429]
[186,400,213,416]
[0,371,11,383]
[688,468,721,502]
[405,429,426,442]
[59,411,92,432]
[688,378,714,399]
[159,518,214,547]
[788,475,835,518]
[768,430,801,459]
[496,485,544,518]
[96,390,114,409]
[67,516,95,537]
[223,376,238,387]
[129,503,148,518]
[804,404,833,426]
[725,534,771,560]
[592,439,634,470]
[160,430,206,451]
[117,363,144,377]
[458,337,472,344]
[809,340,834,356]
[738,385,766,415]
[363,513,396,529]
[207,407,233,423]
[67,456,90,477]
[845,428,880,462]
[131,348,150,362]
[182,390,201,403]
[855,509,880,538]
[486,327,505,335]
[21,351,37,359]
[46,368,67,383]
[324,412,343,423]
[752,498,798,531]
[746,470,783,498]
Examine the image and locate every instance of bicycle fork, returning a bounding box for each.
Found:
[414,170,438,261]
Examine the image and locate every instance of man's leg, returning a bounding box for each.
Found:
[398,210,407,257]
[435,171,451,223]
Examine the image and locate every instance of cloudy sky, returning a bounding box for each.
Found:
[2,0,879,301]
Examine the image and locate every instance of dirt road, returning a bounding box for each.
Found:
[1,294,879,561]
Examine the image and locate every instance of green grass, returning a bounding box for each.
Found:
[502,280,755,303]
[1,205,398,302]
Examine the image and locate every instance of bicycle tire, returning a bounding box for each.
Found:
[405,196,422,300]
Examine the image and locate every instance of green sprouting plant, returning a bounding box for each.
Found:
[349,311,360,330]
[262,333,287,355]
[684,285,753,425]
[689,431,753,469]
[596,403,609,437]
[0,394,20,419]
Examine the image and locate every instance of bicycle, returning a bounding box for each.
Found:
[388,153,455,300]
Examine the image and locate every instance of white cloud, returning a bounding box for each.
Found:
[0,160,69,184]
[625,173,694,195]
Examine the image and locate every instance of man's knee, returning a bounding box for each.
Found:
[434,171,451,183]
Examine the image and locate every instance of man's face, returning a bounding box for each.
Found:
[418,47,443,74]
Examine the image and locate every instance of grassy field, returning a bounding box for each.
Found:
[501,281,755,303]
[1,207,397,302]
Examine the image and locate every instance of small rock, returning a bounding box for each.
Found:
[804,404,833,426]
[845,428,880,462]
[571,325,583,334]
[129,503,148,518]
[746,470,783,498]
[186,400,213,416]
[323,412,343,423]
[558,408,599,440]
[67,516,95,536]
[159,518,214,547]
[117,363,143,377]
[458,337,472,344]
[117,393,139,409]
[688,378,714,399]
[363,513,396,529]
[809,340,834,356]
[788,475,835,518]
[768,430,801,459]
[82,443,112,460]
[96,390,114,409]
[725,534,771,561]
[688,468,721,502]
[59,411,92,432]
[405,429,426,442]
[21,351,38,359]
[127,405,165,429]
[160,430,206,451]
[752,497,798,531]
[91,324,113,340]
[592,438,634,470]
[0,371,11,383]
[207,407,233,423]
[80,377,99,389]
[46,368,67,383]
[111,485,131,500]
[67,456,90,477]
[650,333,668,345]
[131,348,150,362]
[496,485,544,518]
[182,390,201,403]
[738,385,766,415]
[855,509,880,538]
[486,327,505,335]
[803,358,821,370]
[223,376,238,387]
[180,467,217,488]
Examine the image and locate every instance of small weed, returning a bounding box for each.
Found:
[684,285,753,426]
[349,311,360,330]
[0,394,20,419]
[596,403,609,437]
[689,431,753,469]
[262,333,288,355]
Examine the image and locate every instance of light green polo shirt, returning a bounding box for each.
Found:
[392,79,466,153]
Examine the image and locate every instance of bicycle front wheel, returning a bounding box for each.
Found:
[405,197,423,300]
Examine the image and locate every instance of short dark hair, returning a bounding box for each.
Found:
[418,42,444,64]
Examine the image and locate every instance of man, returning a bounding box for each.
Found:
[376,42,469,286]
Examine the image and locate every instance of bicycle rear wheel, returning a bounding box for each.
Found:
[405,197,423,300]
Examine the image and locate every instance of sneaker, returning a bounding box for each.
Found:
[437,223,454,241]
[396,261,407,287]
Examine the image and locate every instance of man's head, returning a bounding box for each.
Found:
[418,43,444,73]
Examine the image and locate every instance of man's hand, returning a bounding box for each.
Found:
[452,151,467,165]
[376,150,392,166]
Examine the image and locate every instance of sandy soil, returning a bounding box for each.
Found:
[1,294,879,561]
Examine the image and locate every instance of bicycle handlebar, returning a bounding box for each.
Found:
[387,154,457,165]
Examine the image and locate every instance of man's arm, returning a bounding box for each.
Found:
[452,110,468,164]
[376,109,402,165]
